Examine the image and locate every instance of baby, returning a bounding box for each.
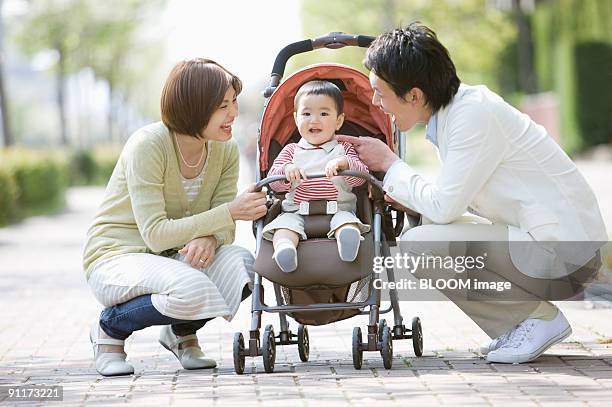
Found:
[262,80,370,273]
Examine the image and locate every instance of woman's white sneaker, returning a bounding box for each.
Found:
[159,326,216,369]
[89,321,134,376]
[486,310,572,364]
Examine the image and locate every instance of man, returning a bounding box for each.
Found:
[338,23,607,363]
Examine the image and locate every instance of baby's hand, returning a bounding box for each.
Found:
[284,163,306,183]
[325,157,348,178]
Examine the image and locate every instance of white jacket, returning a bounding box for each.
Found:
[384,84,608,278]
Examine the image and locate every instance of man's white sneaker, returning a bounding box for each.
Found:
[480,329,514,355]
[486,310,572,364]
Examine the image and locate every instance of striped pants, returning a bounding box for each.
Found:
[87,245,255,322]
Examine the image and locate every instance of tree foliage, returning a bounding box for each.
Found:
[11,0,164,145]
[294,0,515,90]
[80,0,164,142]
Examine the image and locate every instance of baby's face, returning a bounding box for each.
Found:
[294,94,344,146]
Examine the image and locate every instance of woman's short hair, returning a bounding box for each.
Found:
[161,58,242,138]
[294,80,344,114]
[364,23,460,112]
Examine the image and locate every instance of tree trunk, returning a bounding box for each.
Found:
[513,0,538,94]
[56,47,68,145]
[0,0,13,147]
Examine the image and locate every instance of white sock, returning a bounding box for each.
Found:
[337,227,361,262]
[273,239,298,273]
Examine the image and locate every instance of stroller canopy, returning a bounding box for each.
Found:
[259,63,394,171]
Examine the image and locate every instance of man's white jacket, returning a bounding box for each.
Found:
[383,84,608,278]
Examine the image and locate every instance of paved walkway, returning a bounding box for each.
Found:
[0,161,611,406]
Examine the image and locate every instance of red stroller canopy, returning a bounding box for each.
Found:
[259,63,394,171]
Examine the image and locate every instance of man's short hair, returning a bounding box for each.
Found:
[294,80,344,114]
[161,58,242,138]
[364,23,460,112]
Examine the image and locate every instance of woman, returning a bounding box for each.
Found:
[339,23,607,364]
[83,58,267,376]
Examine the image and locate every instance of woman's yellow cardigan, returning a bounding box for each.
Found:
[82,122,239,280]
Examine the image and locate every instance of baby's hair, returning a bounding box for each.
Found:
[294,80,344,114]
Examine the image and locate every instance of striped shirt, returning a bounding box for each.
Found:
[181,172,204,203]
[268,140,368,203]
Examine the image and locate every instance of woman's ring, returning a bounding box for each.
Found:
[199,259,205,263]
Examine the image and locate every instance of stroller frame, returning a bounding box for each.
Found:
[232,33,423,374]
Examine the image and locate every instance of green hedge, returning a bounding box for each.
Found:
[0,164,18,226]
[575,41,612,148]
[69,145,121,186]
[0,149,69,225]
[0,146,121,226]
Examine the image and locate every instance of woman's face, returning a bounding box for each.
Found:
[200,86,238,141]
[369,71,427,132]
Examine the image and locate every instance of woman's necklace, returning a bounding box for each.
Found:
[175,134,206,169]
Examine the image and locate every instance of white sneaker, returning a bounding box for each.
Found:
[159,326,216,370]
[486,310,572,364]
[89,321,134,376]
[480,329,514,355]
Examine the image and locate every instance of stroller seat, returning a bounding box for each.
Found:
[253,186,374,289]
[253,186,375,326]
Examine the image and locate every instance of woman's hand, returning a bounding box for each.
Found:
[228,184,268,221]
[179,236,217,268]
[325,157,348,178]
[284,163,306,183]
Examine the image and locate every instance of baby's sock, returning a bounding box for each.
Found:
[336,226,361,262]
[273,239,298,273]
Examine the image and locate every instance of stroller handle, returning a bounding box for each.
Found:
[264,32,375,97]
[254,170,384,196]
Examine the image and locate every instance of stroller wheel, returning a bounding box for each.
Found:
[412,317,423,357]
[233,332,246,375]
[352,326,363,370]
[377,319,388,343]
[297,324,309,362]
[262,325,276,373]
[381,326,393,369]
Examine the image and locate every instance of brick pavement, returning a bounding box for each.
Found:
[1,161,611,406]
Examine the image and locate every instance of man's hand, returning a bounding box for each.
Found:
[179,236,217,268]
[384,193,420,217]
[284,163,306,183]
[325,157,348,178]
[336,135,399,172]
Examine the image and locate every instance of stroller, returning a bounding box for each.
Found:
[232,33,423,374]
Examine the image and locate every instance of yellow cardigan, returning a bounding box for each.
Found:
[82,122,238,279]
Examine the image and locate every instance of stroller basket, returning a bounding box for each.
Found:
[277,275,372,325]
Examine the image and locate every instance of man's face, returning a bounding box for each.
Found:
[369,71,421,132]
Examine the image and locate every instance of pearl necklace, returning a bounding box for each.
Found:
[174,134,206,169]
